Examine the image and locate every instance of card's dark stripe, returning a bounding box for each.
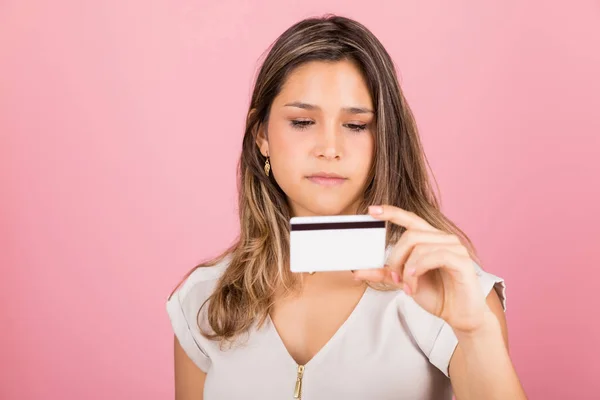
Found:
[290,221,385,231]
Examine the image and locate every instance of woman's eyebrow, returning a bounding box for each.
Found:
[283,101,374,114]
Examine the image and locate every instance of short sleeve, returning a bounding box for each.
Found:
[399,261,506,378]
[165,261,228,373]
[166,286,212,372]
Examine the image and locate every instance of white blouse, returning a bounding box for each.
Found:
[166,256,506,399]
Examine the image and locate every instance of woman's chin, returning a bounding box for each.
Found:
[295,202,358,217]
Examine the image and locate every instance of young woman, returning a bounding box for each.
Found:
[166,15,527,400]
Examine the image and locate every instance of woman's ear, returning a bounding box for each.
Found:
[254,118,269,157]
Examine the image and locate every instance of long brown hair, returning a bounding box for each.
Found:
[170,14,477,346]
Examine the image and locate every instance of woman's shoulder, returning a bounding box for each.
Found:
[167,253,231,308]
[165,253,232,335]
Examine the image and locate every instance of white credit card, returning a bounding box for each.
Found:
[289,214,387,273]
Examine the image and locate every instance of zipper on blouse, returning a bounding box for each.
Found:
[293,364,305,399]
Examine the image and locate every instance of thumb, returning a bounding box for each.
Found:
[352,267,397,285]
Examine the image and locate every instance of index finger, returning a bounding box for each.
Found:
[368,205,438,232]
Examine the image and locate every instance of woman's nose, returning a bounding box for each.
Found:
[314,123,342,160]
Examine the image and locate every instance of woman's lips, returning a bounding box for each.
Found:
[306,173,347,186]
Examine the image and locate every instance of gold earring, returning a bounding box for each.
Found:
[264,157,270,176]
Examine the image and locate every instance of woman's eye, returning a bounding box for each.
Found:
[345,123,368,132]
[290,120,368,132]
[290,120,313,130]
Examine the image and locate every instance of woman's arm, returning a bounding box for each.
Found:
[449,290,527,400]
[355,205,527,399]
[174,336,206,400]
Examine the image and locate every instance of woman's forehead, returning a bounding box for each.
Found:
[274,60,373,110]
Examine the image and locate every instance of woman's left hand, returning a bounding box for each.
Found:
[352,205,489,334]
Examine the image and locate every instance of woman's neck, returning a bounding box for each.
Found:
[278,270,366,300]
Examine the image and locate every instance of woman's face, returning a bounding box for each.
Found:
[257,59,375,217]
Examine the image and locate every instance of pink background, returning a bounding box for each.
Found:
[2,1,599,399]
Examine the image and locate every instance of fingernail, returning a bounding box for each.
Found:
[403,283,412,295]
[369,205,383,215]
[391,271,400,284]
[407,267,416,276]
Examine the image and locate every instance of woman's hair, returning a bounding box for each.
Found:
[169,14,478,346]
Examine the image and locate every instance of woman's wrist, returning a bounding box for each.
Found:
[453,309,506,349]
